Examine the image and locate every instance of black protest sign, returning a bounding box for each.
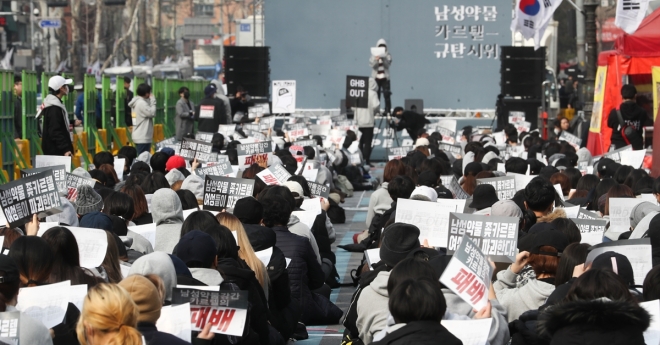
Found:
[345,75,369,108]
[447,213,519,263]
[0,311,20,344]
[246,130,268,141]
[603,145,632,164]
[559,131,582,150]
[577,208,601,220]
[203,176,255,211]
[387,146,413,160]
[65,173,96,201]
[570,218,607,245]
[438,143,462,157]
[196,162,233,178]
[21,166,67,195]
[294,139,316,148]
[236,142,273,156]
[195,132,216,142]
[440,175,468,200]
[477,176,516,200]
[180,138,215,163]
[0,170,62,227]
[308,182,330,198]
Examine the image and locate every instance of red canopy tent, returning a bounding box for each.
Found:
[586,8,660,163]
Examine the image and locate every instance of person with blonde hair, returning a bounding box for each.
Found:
[76,283,143,345]
[216,212,269,292]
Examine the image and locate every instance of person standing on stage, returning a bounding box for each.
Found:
[370,38,392,115]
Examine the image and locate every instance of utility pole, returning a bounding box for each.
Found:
[583,0,599,122]
[575,0,585,65]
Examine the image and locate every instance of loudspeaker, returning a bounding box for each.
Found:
[404,99,424,113]
[224,46,270,97]
[497,98,541,131]
[500,46,545,100]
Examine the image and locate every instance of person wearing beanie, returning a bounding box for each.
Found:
[413,137,430,149]
[73,185,103,217]
[150,152,169,174]
[410,186,438,202]
[165,168,185,187]
[119,275,192,345]
[165,155,186,173]
[494,229,568,322]
[152,188,185,253]
[198,84,229,133]
[175,230,223,286]
[129,83,157,155]
[181,174,205,205]
[469,184,499,215]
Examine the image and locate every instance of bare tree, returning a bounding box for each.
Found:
[148,0,160,63]
[69,0,83,81]
[101,0,139,71]
[89,0,103,64]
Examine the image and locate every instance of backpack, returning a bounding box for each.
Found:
[616,109,643,148]
[336,175,354,197]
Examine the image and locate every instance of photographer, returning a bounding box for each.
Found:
[390,106,430,142]
[175,86,195,141]
[230,85,255,123]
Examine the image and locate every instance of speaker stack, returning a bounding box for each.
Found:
[498,46,546,130]
[224,46,270,97]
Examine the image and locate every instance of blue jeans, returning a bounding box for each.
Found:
[136,144,151,156]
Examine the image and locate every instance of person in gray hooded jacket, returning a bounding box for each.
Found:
[152,188,185,253]
[129,83,157,155]
[369,38,392,115]
[128,251,178,303]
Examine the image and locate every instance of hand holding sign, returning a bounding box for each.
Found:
[511,251,530,274]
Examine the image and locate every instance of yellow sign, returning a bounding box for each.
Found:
[589,66,608,133]
[653,66,660,121]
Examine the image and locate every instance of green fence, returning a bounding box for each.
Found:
[0,70,14,181]
[83,74,104,155]
[101,75,123,151]
[22,70,40,158]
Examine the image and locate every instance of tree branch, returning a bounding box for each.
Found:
[100,0,140,72]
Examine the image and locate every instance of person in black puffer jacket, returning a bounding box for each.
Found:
[233,197,300,341]
[260,194,343,326]
[538,269,650,345]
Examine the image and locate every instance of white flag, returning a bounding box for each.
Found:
[0,48,14,69]
[615,0,650,34]
[511,0,563,49]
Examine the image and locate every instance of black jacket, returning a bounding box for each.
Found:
[52,302,81,345]
[393,111,430,139]
[539,299,650,345]
[216,257,271,345]
[198,97,229,133]
[243,223,299,339]
[125,88,134,126]
[272,225,341,325]
[607,101,650,150]
[41,97,74,156]
[138,322,191,345]
[371,320,463,345]
[14,96,21,139]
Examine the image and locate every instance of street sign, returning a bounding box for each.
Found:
[39,19,61,29]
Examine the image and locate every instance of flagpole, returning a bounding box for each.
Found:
[565,0,585,15]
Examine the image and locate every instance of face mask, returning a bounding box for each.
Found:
[183,91,190,99]
[554,128,560,135]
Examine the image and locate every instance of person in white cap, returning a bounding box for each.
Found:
[38,75,74,156]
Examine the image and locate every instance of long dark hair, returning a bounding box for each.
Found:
[102,192,135,222]
[554,243,589,286]
[180,211,219,238]
[565,269,635,303]
[9,236,54,287]
[41,227,102,287]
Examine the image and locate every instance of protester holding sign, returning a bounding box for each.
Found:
[197,84,229,133]
[494,230,569,322]
[607,85,650,150]
[39,76,74,157]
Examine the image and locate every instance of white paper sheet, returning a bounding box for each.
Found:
[128,223,157,249]
[35,155,72,173]
[609,198,646,234]
[370,47,386,57]
[585,239,652,285]
[395,198,466,248]
[554,184,565,201]
[302,168,319,182]
[255,247,273,268]
[69,284,88,313]
[620,150,646,169]
[301,198,322,215]
[120,263,131,279]
[113,158,126,182]
[640,300,660,345]
[442,318,492,345]
[37,226,107,268]
[291,210,317,230]
[563,206,580,219]
[17,280,70,329]
[640,194,659,206]
[507,173,535,191]
[365,248,381,269]
[157,303,192,342]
